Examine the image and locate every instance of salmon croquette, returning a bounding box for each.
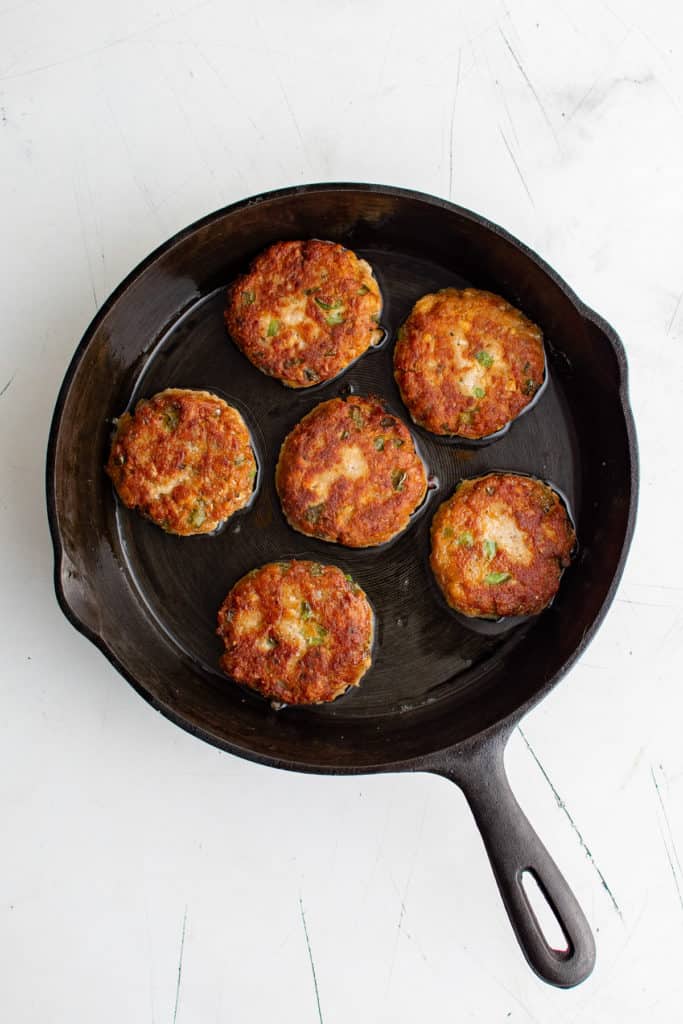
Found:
[106,388,256,535]
[394,288,545,439]
[430,473,575,618]
[276,396,427,548]
[216,561,375,705]
[225,239,383,388]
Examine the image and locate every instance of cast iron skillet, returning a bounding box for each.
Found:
[46,184,638,988]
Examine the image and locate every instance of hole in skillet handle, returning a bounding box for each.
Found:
[521,869,571,955]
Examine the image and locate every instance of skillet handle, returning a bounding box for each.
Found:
[434,731,596,988]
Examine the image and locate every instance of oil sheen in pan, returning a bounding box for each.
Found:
[109,247,581,721]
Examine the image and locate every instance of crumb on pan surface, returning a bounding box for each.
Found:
[276,395,427,548]
[225,239,383,388]
[394,287,545,438]
[430,473,575,618]
[216,560,374,705]
[106,388,256,535]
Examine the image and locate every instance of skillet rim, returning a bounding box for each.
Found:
[45,182,639,775]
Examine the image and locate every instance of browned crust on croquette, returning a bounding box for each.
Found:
[430,474,575,618]
[216,561,374,704]
[394,288,545,438]
[225,239,383,388]
[276,396,428,548]
[106,388,256,535]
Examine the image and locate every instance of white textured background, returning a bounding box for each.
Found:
[2,1,682,1020]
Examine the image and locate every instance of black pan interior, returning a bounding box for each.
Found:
[49,186,636,770]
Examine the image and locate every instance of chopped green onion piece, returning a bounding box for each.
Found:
[380,416,394,428]
[374,436,385,451]
[485,572,511,585]
[349,406,364,429]
[443,526,454,539]
[483,539,497,560]
[187,500,206,528]
[358,284,370,295]
[276,561,291,574]
[314,296,342,311]
[392,438,404,448]
[473,386,486,399]
[524,378,537,395]
[303,367,319,382]
[309,563,324,576]
[162,406,180,431]
[305,503,323,524]
[326,309,345,327]
[457,531,474,547]
[392,469,407,492]
[265,636,279,648]
[307,624,328,646]
[475,350,493,368]
[267,319,280,337]
[300,600,312,620]
[242,289,255,305]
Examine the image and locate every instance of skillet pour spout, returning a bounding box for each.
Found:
[47,183,638,988]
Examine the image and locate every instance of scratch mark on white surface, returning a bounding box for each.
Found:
[102,92,164,228]
[299,898,324,1024]
[0,0,217,81]
[73,182,98,310]
[448,48,462,200]
[667,291,683,335]
[499,30,558,145]
[387,800,429,987]
[519,728,622,917]
[172,906,188,1024]
[0,373,15,397]
[275,72,309,174]
[617,598,672,610]
[651,765,683,913]
[498,127,535,207]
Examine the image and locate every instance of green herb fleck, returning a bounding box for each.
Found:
[457,531,474,547]
[358,284,370,295]
[248,466,257,481]
[310,563,324,577]
[325,309,345,327]
[392,469,407,492]
[314,296,342,311]
[340,429,350,440]
[483,539,497,560]
[300,600,312,620]
[187,500,206,528]
[374,436,385,451]
[443,526,454,539]
[304,286,320,295]
[349,405,364,430]
[475,350,494,368]
[524,378,537,395]
[473,386,486,399]
[307,624,329,646]
[392,438,404,448]
[485,571,511,585]
[242,289,255,305]
[305,503,324,525]
[276,561,291,574]
[265,636,279,649]
[303,367,319,382]
[162,406,180,431]
[267,319,280,337]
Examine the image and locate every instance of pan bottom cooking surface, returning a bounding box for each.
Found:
[115,246,580,723]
